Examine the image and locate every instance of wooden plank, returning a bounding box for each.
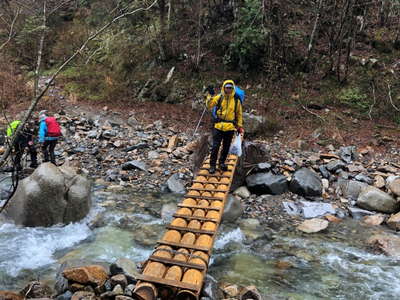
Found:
[173,214,218,222]
[183,195,224,201]
[135,274,200,292]
[166,225,215,235]
[157,240,210,252]
[148,256,206,270]
[188,187,230,193]
[177,204,221,211]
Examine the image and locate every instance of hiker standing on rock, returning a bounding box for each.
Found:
[6,117,38,171]
[38,110,61,165]
[206,80,244,174]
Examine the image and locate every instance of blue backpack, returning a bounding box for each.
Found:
[212,86,245,124]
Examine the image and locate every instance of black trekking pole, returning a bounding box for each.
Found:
[193,85,215,137]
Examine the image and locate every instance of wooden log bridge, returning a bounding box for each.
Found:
[133,154,239,300]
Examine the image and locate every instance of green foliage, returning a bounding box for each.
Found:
[224,0,267,71]
[337,87,369,111]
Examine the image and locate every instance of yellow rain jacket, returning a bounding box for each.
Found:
[206,80,243,132]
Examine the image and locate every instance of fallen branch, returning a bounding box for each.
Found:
[0,0,159,167]
[387,83,400,112]
[0,7,20,51]
[301,105,326,122]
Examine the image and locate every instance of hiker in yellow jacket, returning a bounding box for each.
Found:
[206,80,244,174]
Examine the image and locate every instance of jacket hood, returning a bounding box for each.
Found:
[221,80,236,96]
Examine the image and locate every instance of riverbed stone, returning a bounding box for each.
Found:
[290,168,322,197]
[21,281,53,299]
[109,258,139,283]
[326,160,346,172]
[233,186,251,198]
[110,275,127,289]
[387,212,400,231]
[161,202,178,222]
[239,286,263,300]
[166,173,185,194]
[201,274,219,300]
[362,214,385,226]
[222,284,239,298]
[63,265,108,286]
[0,291,24,300]
[299,201,335,219]
[112,285,124,295]
[71,291,96,300]
[297,218,329,233]
[367,234,400,257]
[374,175,385,188]
[4,163,91,227]
[339,180,368,200]
[348,207,375,219]
[121,161,147,172]
[246,172,288,195]
[56,291,72,300]
[223,194,243,223]
[388,178,400,197]
[357,186,399,213]
[338,146,357,163]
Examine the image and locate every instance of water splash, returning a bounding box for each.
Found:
[214,228,245,250]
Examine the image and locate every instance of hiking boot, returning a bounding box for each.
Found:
[219,163,228,172]
[209,165,216,174]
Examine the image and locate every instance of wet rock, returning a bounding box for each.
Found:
[338,146,357,163]
[71,291,96,300]
[222,284,239,298]
[56,291,73,300]
[124,284,135,297]
[4,163,91,227]
[326,160,346,172]
[348,207,376,219]
[166,173,185,194]
[110,258,139,283]
[289,168,322,197]
[124,143,148,152]
[21,281,53,299]
[223,194,244,223]
[367,234,400,257]
[388,178,400,197]
[283,201,301,216]
[387,212,400,231]
[112,285,124,295]
[110,275,128,289]
[0,291,24,300]
[201,275,219,300]
[62,265,108,287]
[319,165,330,179]
[374,175,385,188]
[115,296,133,300]
[246,172,288,195]
[357,186,399,213]
[256,162,272,171]
[362,214,385,226]
[339,180,368,200]
[233,186,251,198]
[299,201,335,219]
[354,174,373,185]
[121,161,147,172]
[297,218,328,233]
[239,285,263,300]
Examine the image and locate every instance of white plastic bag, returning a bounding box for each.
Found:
[229,133,242,157]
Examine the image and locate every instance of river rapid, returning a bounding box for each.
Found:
[1,184,400,299]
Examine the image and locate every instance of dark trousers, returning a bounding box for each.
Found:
[210,128,234,167]
[15,142,37,168]
[42,140,57,164]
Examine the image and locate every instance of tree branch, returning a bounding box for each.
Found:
[0,7,21,51]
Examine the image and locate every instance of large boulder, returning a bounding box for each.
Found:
[290,168,322,197]
[388,177,400,197]
[339,179,368,200]
[223,194,244,223]
[4,163,91,227]
[367,234,400,257]
[246,172,288,195]
[357,186,399,213]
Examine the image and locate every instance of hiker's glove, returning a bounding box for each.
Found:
[206,85,215,96]
[237,127,244,134]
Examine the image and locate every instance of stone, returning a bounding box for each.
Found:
[56,291,73,300]
[321,179,329,190]
[121,161,147,172]
[147,151,160,159]
[0,291,24,300]
[388,178,400,197]
[233,186,251,198]
[201,275,219,300]
[387,212,400,231]
[21,281,53,299]
[4,163,91,227]
[297,218,329,233]
[112,285,124,295]
[326,160,346,172]
[357,186,399,213]
[325,215,342,223]
[124,284,135,297]
[242,112,263,135]
[283,201,301,216]
[367,234,400,257]
[71,291,96,300]
[299,201,335,219]
[362,214,385,226]
[319,165,330,179]
[62,265,108,286]
[109,259,139,283]
[338,146,357,163]
[166,173,185,194]
[246,172,288,195]
[223,194,244,223]
[339,179,368,200]
[289,168,322,197]
[256,162,272,171]
[110,274,128,289]
[348,207,376,219]
[239,285,263,300]
[167,135,179,152]
[374,175,385,188]
[223,284,239,298]
[354,174,373,185]
[115,296,133,300]
[127,116,139,127]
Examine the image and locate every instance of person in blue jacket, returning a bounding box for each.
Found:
[38,110,59,165]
